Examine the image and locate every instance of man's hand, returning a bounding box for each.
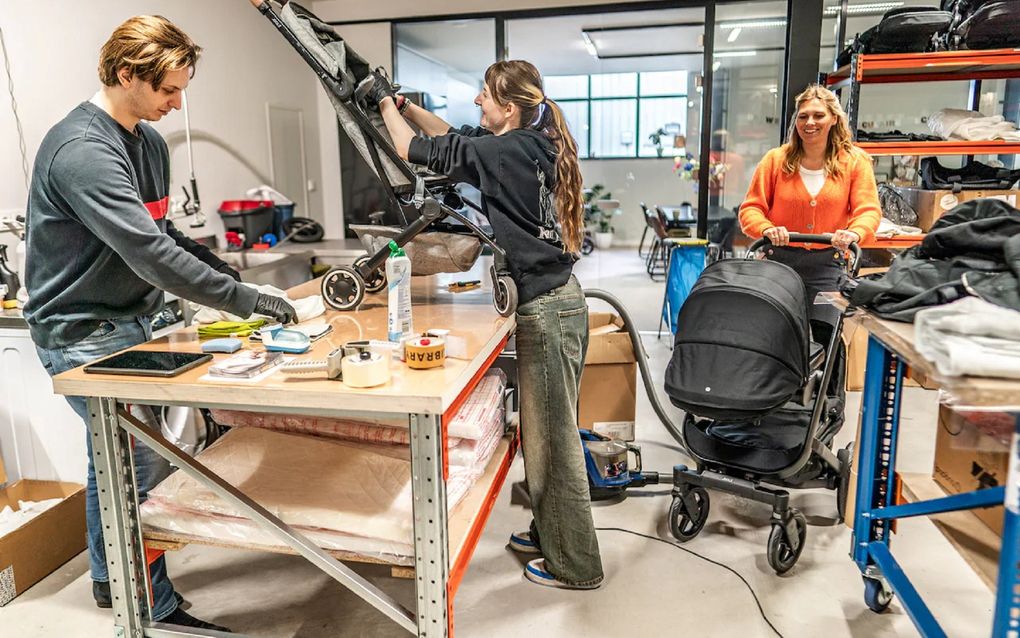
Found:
[366,69,397,109]
[217,263,242,282]
[763,226,790,247]
[831,229,860,251]
[254,293,297,325]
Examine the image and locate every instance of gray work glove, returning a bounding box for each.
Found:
[366,69,398,109]
[254,293,297,325]
[216,263,242,282]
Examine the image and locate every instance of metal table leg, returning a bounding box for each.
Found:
[410,413,449,637]
[992,416,1020,637]
[89,397,150,637]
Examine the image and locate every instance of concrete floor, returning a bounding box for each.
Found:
[3,248,993,637]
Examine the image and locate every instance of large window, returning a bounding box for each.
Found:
[546,71,688,159]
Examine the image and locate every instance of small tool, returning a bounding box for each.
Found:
[280,347,344,380]
[447,280,481,292]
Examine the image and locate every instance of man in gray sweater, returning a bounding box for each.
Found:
[24,16,294,632]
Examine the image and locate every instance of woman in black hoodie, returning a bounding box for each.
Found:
[373,60,603,589]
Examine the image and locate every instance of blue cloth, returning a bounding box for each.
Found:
[662,244,707,335]
[35,316,179,621]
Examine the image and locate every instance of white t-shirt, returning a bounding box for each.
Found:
[799,165,826,198]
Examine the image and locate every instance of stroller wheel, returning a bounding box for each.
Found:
[863,576,893,613]
[354,255,387,293]
[836,443,853,524]
[767,509,807,575]
[493,275,517,317]
[668,487,710,542]
[321,266,365,311]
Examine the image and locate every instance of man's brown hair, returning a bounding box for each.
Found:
[98,16,201,89]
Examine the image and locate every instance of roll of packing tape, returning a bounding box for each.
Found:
[341,351,391,388]
[404,336,446,369]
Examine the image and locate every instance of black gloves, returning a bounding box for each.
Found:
[366,69,397,109]
[216,263,242,282]
[254,293,297,325]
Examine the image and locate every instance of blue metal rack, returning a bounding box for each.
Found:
[852,334,1020,637]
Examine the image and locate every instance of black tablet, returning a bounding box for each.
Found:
[83,351,213,377]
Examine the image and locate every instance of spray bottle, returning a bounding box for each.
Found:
[386,240,413,342]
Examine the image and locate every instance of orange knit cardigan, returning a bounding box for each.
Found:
[738,146,882,244]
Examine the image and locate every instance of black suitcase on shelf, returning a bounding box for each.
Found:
[837,7,952,67]
[920,158,1020,192]
[955,1,1020,49]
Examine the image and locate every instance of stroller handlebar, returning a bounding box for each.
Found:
[747,234,861,277]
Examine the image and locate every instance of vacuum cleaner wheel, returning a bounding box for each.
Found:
[321,266,365,311]
[354,255,387,293]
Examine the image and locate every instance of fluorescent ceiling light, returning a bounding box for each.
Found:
[824,2,904,16]
[712,60,722,71]
[727,27,741,43]
[719,20,786,29]
[715,50,757,58]
[581,32,598,58]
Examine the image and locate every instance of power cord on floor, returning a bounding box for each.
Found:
[595,527,784,638]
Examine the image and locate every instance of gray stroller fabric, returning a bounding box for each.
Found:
[282,4,411,187]
[350,225,482,276]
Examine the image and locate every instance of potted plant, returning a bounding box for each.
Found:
[648,127,667,157]
[583,185,619,249]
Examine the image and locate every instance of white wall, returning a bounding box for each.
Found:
[0,1,325,248]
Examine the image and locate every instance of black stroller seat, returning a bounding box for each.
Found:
[663,233,859,575]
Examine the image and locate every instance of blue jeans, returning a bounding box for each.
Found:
[35,316,178,621]
[516,275,604,586]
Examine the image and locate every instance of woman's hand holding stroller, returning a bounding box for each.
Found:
[763,225,790,246]
[830,229,859,251]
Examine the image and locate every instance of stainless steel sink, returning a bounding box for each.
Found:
[216,250,315,289]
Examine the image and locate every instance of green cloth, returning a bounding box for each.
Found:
[196,319,266,338]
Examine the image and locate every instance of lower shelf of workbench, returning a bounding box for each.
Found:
[900,472,1000,588]
[144,435,517,585]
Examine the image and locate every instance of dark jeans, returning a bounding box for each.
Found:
[766,246,847,402]
[516,275,604,586]
[35,316,179,621]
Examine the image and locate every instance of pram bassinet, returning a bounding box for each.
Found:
[254,1,517,314]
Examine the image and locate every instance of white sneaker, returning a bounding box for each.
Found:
[508,530,542,555]
[523,558,602,590]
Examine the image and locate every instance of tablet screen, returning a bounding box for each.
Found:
[83,351,213,377]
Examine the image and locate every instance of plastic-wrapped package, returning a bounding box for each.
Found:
[447,370,506,440]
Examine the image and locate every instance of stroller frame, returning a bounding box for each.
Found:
[253,0,518,316]
[669,233,861,574]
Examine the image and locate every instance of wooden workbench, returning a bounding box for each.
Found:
[53,270,516,638]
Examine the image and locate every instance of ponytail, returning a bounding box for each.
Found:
[542,99,583,254]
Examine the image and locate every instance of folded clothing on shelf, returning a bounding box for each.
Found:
[915,296,1020,379]
[927,108,1020,142]
[141,426,498,564]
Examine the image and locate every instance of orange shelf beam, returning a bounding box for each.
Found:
[826,48,1020,88]
[855,140,1020,157]
[860,235,925,250]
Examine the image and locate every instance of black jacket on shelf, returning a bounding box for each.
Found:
[846,198,1020,321]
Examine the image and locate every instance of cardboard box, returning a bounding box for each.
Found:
[578,312,637,440]
[895,187,1018,232]
[0,455,86,606]
[932,405,1009,535]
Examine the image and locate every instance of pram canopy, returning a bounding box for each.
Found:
[664,258,811,422]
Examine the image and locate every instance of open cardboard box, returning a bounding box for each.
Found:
[578,312,637,440]
[0,454,86,605]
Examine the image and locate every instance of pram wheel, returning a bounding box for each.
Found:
[767,509,807,574]
[354,255,387,293]
[863,576,893,613]
[493,274,517,317]
[836,443,853,523]
[321,266,365,311]
[668,487,710,542]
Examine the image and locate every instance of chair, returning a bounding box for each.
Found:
[656,205,693,239]
[638,202,656,258]
[646,215,674,281]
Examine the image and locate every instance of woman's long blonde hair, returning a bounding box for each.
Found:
[781,84,856,180]
[483,60,584,253]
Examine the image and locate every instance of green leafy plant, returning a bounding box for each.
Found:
[583,184,619,233]
[648,127,667,157]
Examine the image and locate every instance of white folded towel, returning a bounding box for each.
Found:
[189,283,325,324]
[928,108,1020,143]
[915,296,1020,379]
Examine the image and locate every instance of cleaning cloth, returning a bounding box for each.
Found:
[190,283,325,325]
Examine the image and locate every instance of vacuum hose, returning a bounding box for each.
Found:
[582,289,687,452]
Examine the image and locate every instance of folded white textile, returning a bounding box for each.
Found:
[190,283,325,324]
[876,218,922,238]
[915,296,1020,378]
[928,108,1020,142]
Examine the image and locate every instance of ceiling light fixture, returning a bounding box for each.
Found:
[581,32,598,58]
[727,27,742,43]
[824,2,904,16]
[712,60,722,71]
[719,19,786,29]
[715,50,758,58]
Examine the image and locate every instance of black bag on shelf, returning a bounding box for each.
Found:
[954,1,1020,49]
[878,184,920,227]
[837,7,952,67]
[920,157,1020,192]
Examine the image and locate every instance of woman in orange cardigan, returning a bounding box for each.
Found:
[739,84,880,406]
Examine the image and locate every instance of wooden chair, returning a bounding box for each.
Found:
[645,215,674,280]
[638,202,656,258]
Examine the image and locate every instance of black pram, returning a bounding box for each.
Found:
[663,233,859,574]
[250,0,518,315]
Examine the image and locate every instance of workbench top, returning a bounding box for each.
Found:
[53,270,513,416]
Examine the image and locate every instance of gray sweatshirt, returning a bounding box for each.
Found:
[24,101,258,348]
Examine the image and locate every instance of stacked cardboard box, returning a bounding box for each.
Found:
[578,312,637,441]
